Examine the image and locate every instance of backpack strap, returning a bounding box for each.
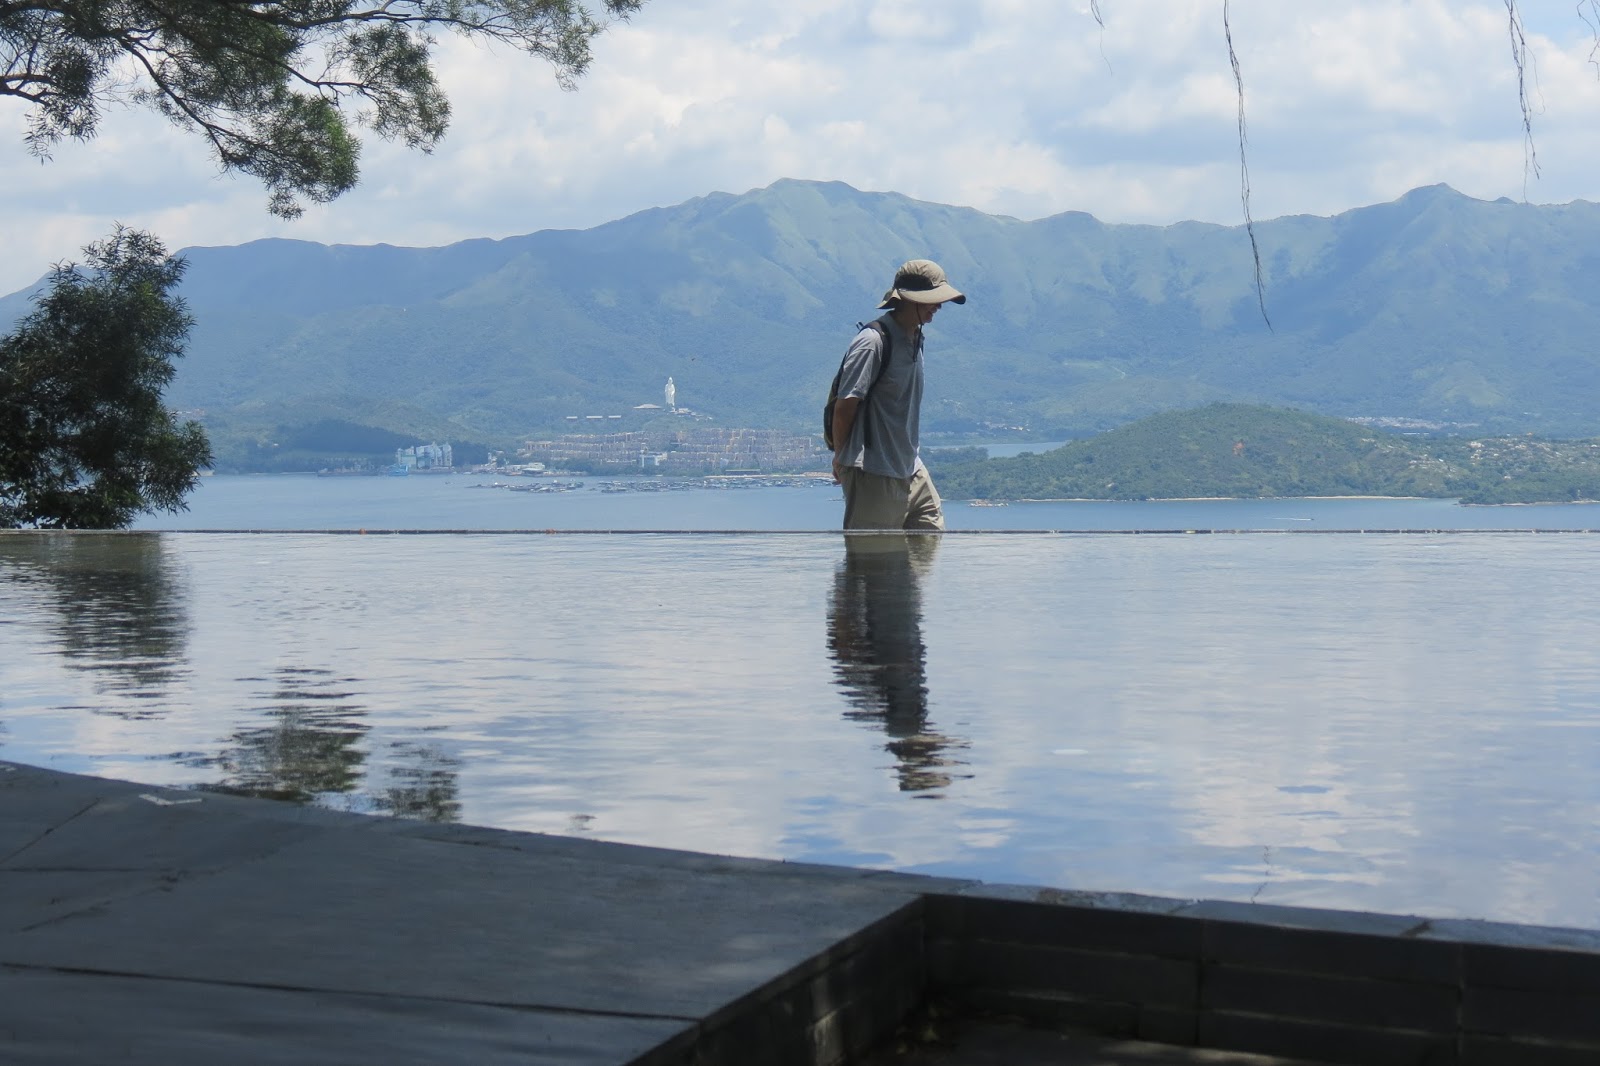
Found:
[854,320,893,451]
[856,320,894,394]
[826,319,898,451]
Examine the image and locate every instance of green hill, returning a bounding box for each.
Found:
[931,404,1600,503]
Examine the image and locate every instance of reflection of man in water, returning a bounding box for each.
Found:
[826,533,967,793]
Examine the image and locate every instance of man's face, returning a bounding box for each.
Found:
[915,301,941,326]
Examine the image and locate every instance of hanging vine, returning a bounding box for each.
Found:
[1223,0,1270,330]
[1083,2,1567,328]
[1504,0,1542,192]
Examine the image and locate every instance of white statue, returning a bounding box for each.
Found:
[665,377,677,411]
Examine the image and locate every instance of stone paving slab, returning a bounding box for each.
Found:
[10,759,1599,1066]
[5,824,914,1016]
[0,966,683,1066]
[0,760,936,1064]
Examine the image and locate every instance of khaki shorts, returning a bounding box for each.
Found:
[840,466,945,531]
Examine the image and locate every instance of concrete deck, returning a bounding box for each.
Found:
[4,759,1598,1065]
[3,759,958,1064]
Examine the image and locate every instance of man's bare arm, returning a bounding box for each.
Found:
[831,397,861,481]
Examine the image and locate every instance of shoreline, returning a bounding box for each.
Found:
[958,494,1600,507]
[972,494,1434,504]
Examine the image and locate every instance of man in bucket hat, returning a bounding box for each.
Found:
[830,259,966,530]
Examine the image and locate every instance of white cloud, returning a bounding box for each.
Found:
[6,1,1600,295]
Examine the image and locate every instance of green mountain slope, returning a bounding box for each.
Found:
[7,181,1600,457]
[932,405,1442,499]
[931,403,1600,503]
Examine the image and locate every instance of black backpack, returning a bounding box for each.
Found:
[822,320,892,450]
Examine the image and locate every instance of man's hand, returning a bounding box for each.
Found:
[831,397,861,484]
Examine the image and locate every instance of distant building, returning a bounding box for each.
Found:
[395,442,452,470]
[521,427,819,473]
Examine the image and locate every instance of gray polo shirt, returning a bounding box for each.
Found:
[835,314,924,480]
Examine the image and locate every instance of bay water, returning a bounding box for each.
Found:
[130,471,1600,533]
[3,476,1599,930]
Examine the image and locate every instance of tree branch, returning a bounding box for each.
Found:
[3,0,638,214]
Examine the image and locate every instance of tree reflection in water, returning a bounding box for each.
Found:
[826,533,970,794]
[189,667,462,822]
[192,666,370,804]
[0,532,191,711]
[372,740,462,823]
[0,533,462,819]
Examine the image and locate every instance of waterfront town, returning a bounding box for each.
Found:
[518,426,820,474]
[518,376,820,473]
[388,378,826,476]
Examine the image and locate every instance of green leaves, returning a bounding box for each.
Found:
[254,93,363,217]
[933,404,1600,504]
[3,0,642,215]
[0,227,212,528]
[345,24,449,149]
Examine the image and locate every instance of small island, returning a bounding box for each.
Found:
[930,404,1600,505]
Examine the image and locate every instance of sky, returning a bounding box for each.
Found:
[7,0,1600,296]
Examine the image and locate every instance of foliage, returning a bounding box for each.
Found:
[0,227,211,528]
[934,404,1600,505]
[923,446,988,472]
[274,418,489,466]
[2,0,643,216]
[1447,437,1600,504]
[284,417,415,454]
[199,404,493,472]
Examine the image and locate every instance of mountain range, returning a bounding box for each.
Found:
[6,179,1600,460]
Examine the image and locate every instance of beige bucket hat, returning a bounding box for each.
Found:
[878,259,967,308]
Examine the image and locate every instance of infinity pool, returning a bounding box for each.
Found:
[3,530,1597,929]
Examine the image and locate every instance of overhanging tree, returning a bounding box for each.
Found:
[2,0,644,217]
[0,227,211,528]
